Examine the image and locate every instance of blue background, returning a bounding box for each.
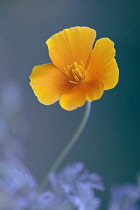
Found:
[0,0,140,208]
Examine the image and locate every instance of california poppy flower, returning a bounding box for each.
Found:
[30,26,119,111]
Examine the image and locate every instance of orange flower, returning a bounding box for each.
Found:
[30,26,119,111]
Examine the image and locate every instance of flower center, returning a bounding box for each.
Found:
[65,60,86,84]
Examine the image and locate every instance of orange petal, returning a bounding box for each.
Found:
[46,26,96,71]
[86,38,119,90]
[60,80,104,111]
[30,63,73,105]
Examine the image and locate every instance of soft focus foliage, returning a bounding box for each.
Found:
[108,178,140,210]
[47,162,104,210]
[0,160,37,210]
[0,80,29,161]
[0,160,103,210]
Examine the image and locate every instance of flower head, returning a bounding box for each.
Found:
[30,26,119,110]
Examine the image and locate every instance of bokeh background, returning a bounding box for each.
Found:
[0,0,140,209]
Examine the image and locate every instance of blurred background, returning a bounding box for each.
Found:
[0,0,140,209]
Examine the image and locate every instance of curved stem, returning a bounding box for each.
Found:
[39,101,91,191]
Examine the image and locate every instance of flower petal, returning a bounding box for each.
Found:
[86,38,119,90]
[60,81,104,111]
[46,26,96,71]
[30,63,73,105]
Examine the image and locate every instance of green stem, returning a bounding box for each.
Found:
[39,101,91,191]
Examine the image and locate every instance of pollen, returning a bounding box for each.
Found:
[65,60,86,84]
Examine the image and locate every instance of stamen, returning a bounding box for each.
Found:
[64,61,86,84]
